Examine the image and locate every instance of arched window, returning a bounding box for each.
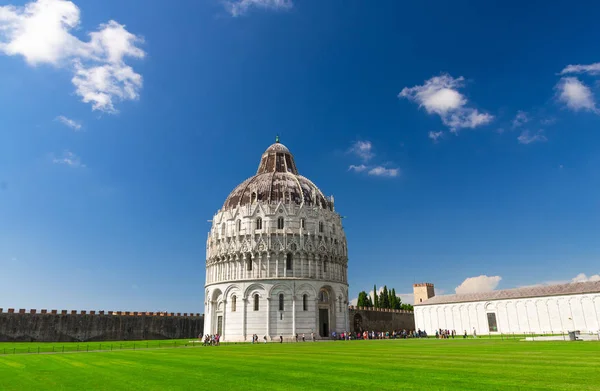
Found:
[303,294,308,311]
[339,296,342,312]
[277,217,284,229]
[254,294,259,311]
[319,290,329,303]
[319,221,324,233]
[231,295,237,312]
[300,218,305,229]
[251,192,257,204]
[247,258,252,271]
[221,223,226,235]
[236,220,241,232]
[323,260,328,273]
[256,217,262,230]
[279,293,284,311]
[286,253,292,271]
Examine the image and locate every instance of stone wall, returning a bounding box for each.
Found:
[349,306,415,333]
[0,309,204,342]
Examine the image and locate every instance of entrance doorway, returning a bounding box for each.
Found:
[217,316,223,335]
[319,309,329,337]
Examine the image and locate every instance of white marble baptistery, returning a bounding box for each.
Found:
[204,139,349,341]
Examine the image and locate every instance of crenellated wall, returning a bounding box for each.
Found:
[0,308,204,342]
[348,306,415,333]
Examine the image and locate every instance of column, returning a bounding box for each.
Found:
[242,297,248,341]
[222,300,227,340]
[292,296,297,337]
[266,297,271,338]
[267,254,270,278]
[314,298,319,337]
[276,255,279,278]
[258,253,262,278]
[243,254,247,280]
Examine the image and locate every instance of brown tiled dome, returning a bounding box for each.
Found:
[222,140,332,211]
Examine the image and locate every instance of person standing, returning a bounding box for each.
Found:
[311,332,315,342]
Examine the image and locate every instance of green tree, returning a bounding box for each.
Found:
[380,285,390,309]
[390,288,399,310]
[400,303,414,311]
[356,291,370,307]
[366,295,373,307]
[373,284,379,308]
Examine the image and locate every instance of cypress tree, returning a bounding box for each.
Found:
[373,284,379,308]
[381,286,390,309]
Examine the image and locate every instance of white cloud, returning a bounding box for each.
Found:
[399,74,493,132]
[455,275,501,295]
[517,129,547,145]
[512,111,529,128]
[428,131,443,142]
[368,166,399,177]
[348,164,367,173]
[520,272,600,288]
[55,115,81,130]
[0,0,144,113]
[560,63,600,76]
[571,273,600,283]
[556,77,597,113]
[349,140,374,161]
[225,0,292,17]
[52,150,84,168]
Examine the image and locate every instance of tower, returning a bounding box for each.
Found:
[204,138,349,341]
[413,283,435,304]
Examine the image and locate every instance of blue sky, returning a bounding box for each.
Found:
[1,0,599,312]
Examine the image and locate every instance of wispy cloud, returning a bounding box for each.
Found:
[368,166,399,177]
[540,117,556,126]
[0,0,145,113]
[519,272,600,288]
[560,62,600,75]
[52,150,85,168]
[512,111,529,128]
[555,77,597,113]
[517,129,547,145]
[349,140,374,161]
[428,131,444,143]
[455,275,501,294]
[347,141,399,178]
[55,115,81,130]
[399,74,493,132]
[348,164,367,173]
[225,0,292,17]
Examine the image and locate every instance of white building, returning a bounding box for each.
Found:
[204,139,349,341]
[413,281,600,335]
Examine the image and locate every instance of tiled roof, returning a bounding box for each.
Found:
[415,280,600,306]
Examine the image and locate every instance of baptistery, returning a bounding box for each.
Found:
[204,138,349,341]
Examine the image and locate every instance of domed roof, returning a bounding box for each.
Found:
[222,139,332,211]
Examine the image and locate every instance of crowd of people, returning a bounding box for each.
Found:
[435,328,477,339]
[202,334,220,346]
[200,328,481,344]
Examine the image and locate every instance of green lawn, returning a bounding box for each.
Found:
[0,339,598,390]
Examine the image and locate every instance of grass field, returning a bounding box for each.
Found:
[0,338,598,390]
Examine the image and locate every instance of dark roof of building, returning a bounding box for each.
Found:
[222,140,332,211]
[415,280,600,306]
